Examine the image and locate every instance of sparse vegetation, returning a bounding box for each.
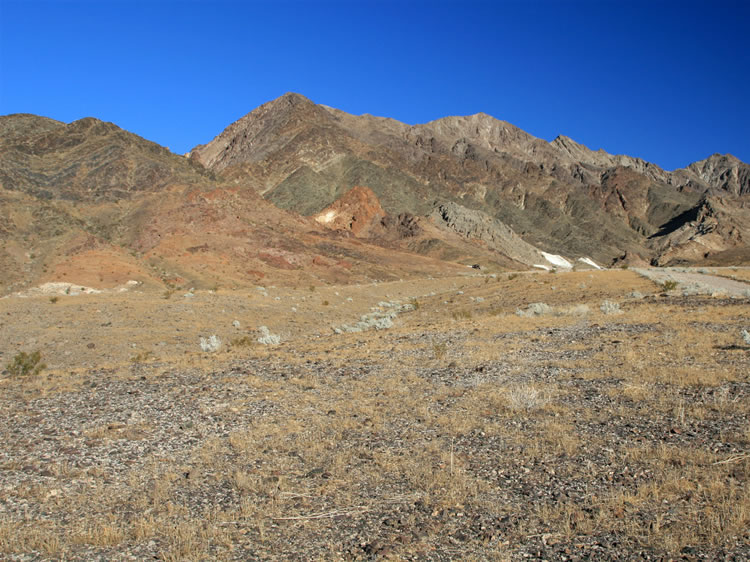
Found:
[5,350,45,377]
[506,383,549,412]
[516,302,552,317]
[49,296,58,303]
[600,299,622,314]
[451,309,472,320]
[230,336,255,347]
[662,279,679,291]
[130,351,154,363]
[199,335,221,352]
[1,269,748,559]
[257,326,281,345]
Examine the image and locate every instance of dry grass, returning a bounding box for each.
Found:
[1,268,748,558]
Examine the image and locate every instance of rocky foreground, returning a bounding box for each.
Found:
[1,269,749,560]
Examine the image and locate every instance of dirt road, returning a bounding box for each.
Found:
[633,267,750,297]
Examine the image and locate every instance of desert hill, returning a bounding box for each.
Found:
[2,95,750,294]
[0,114,481,296]
[190,93,750,266]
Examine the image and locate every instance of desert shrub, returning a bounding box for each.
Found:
[433,342,447,360]
[322,300,329,306]
[516,302,589,317]
[600,300,622,315]
[516,302,552,317]
[662,280,679,292]
[506,383,549,412]
[257,326,281,345]
[451,309,472,320]
[231,336,254,347]
[199,335,221,352]
[130,351,154,363]
[508,273,519,281]
[49,296,58,304]
[6,351,45,377]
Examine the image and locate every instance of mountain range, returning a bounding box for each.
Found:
[2,92,748,294]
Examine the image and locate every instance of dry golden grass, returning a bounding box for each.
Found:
[1,268,748,558]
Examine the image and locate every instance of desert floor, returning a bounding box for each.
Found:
[1,268,749,560]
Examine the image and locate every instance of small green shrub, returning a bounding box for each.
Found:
[6,351,45,377]
[322,300,329,306]
[451,309,472,320]
[662,280,679,292]
[508,273,519,281]
[49,296,59,304]
[231,336,255,348]
[130,351,154,363]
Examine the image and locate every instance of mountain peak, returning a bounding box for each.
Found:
[260,92,315,113]
[278,91,311,103]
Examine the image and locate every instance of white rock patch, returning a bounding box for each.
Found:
[578,257,603,269]
[541,252,573,269]
[316,210,338,224]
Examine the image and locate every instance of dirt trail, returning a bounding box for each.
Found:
[634,267,750,297]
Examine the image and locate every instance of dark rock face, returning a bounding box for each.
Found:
[381,213,421,239]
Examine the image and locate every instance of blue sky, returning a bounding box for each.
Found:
[1,0,748,170]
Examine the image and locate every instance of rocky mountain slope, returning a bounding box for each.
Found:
[2,95,749,294]
[0,115,473,295]
[190,93,750,266]
[0,114,215,201]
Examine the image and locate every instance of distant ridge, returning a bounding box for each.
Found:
[2,95,749,296]
[189,93,750,266]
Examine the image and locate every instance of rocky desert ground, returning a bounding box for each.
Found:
[1,267,749,560]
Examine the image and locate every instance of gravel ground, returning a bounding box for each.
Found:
[1,273,748,560]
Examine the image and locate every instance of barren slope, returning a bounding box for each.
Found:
[191,93,750,266]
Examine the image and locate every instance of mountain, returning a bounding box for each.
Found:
[0,113,472,295]
[2,95,749,295]
[190,93,750,266]
[0,114,216,201]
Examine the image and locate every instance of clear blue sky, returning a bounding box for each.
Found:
[1,0,748,170]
